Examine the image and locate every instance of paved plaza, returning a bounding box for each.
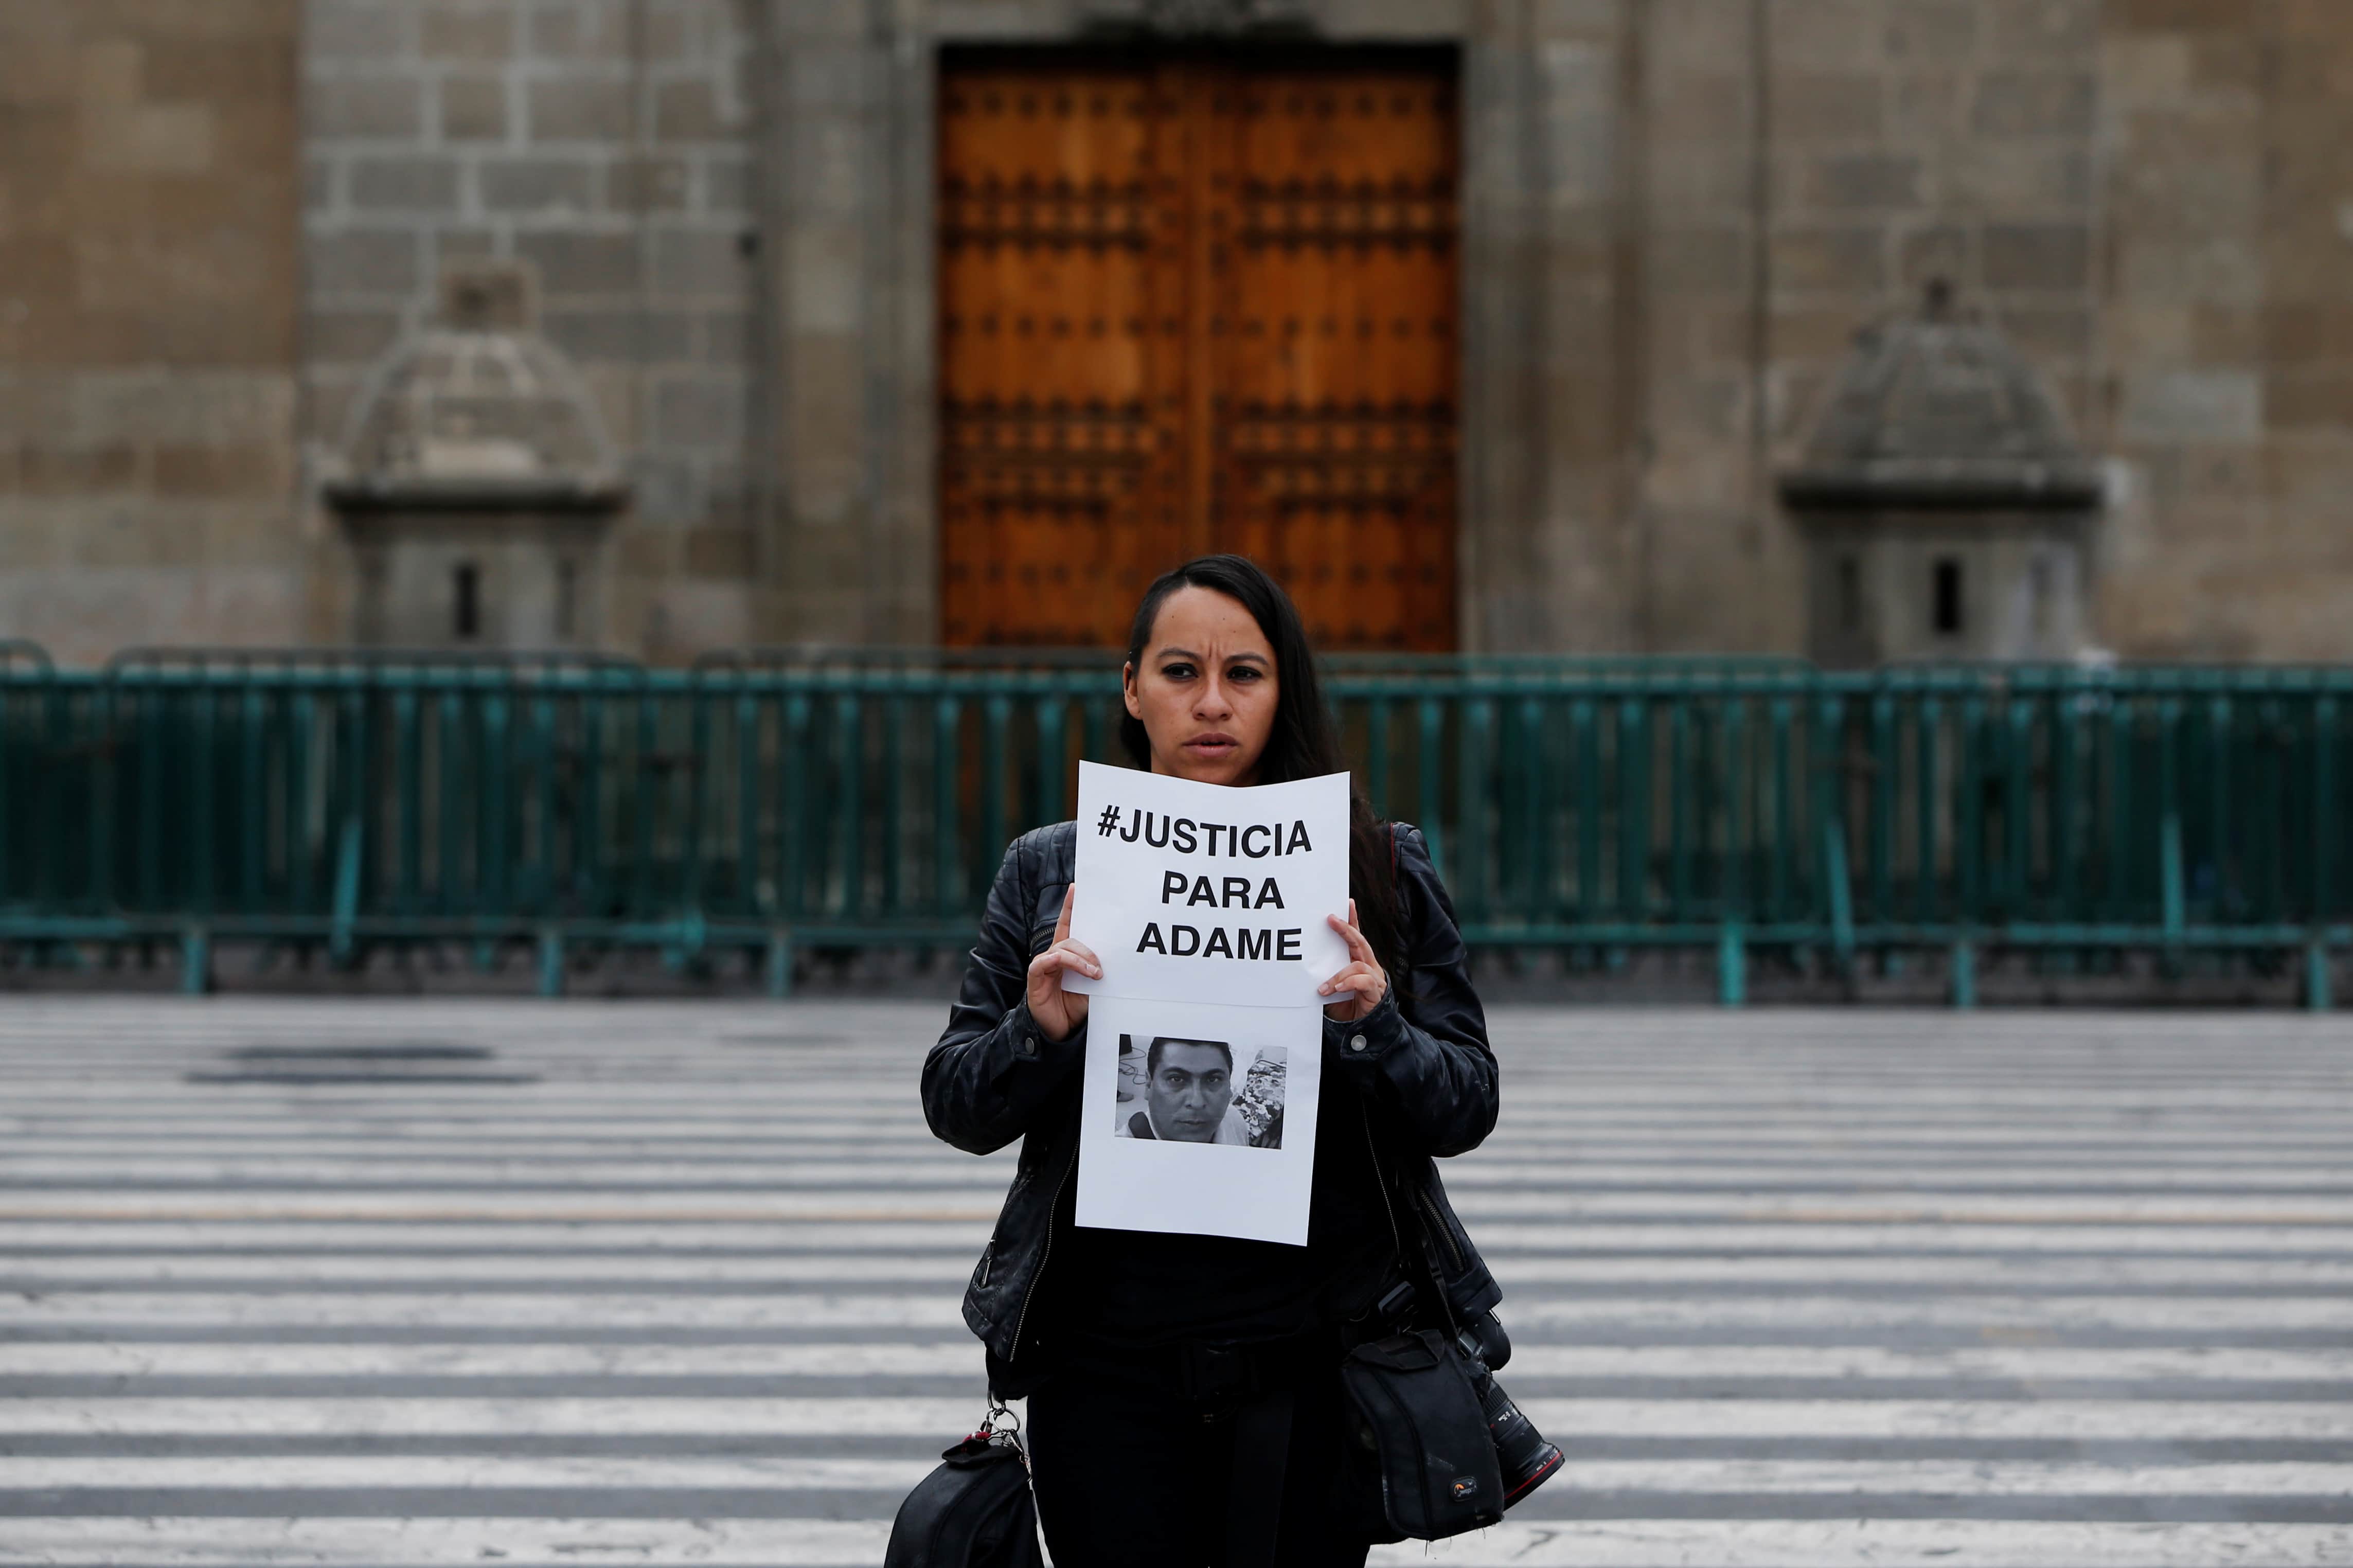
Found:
[1,1000,2349,1565]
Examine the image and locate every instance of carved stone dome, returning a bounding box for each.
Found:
[1779,281,2101,512]
[330,261,625,511]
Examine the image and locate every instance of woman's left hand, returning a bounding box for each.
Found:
[1319,899,1389,1023]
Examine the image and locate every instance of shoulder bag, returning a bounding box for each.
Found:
[1333,1088,1564,1542]
[884,1398,1046,1568]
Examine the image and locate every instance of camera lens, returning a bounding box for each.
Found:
[1467,1362,1564,1506]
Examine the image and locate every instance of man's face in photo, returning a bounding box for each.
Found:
[1148,1041,1233,1143]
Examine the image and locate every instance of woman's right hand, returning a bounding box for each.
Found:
[1026,885,1099,1042]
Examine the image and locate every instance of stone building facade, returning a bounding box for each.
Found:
[0,0,307,660]
[4,0,2350,664]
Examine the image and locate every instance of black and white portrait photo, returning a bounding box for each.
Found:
[1078,993,1323,1242]
[1113,1034,1286,1150]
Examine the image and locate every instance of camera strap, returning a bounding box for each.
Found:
[1358,1099,1462,1342]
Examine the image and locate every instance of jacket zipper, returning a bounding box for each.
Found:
[1009,1139,1080,1355]
[1418,1186,1465,1270]
[1005,871,1079,1359]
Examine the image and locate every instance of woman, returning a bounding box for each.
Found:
[922,556,1501,1566]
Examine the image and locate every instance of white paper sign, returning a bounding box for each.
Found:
[1063,762,1350,1245]
[1074,992,1326,1246]
[1063,761,1350,1009]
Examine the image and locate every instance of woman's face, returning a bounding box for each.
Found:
[1123,585,1279,787]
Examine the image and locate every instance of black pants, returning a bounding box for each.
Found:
[1027,1364,1372,1568]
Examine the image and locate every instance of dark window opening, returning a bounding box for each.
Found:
[453,562,480,640]
[1836,555,1862,633]
[1932,558,1964,636]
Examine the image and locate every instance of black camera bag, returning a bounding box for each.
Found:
[1332,1328,1506,1542]
[884,1417,1045,1568]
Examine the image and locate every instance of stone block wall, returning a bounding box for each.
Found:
[9,0,2351,665]
[1763,0,2102,447]
[2096,1,2353,658]
[1647,0,2353,663]
[0,1,306,664]
[1634,0,2106,655]
[301,0,765,658]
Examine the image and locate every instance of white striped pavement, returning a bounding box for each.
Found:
[18,1144,2353,1177]
[13,1249,2353,1287]
[10,1288,2351,1334]
[1,1518,2350,1567]
[10,1190,2349,1224]
[5,1395,2352,1441]
[2,1455,2346,1498]
[2,999,2351,1568]
[6,1216,2347,1252]
[18,1121,2352,1149]
[5,1339,2349,1384]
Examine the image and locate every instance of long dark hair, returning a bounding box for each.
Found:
[1119,555,1409,983]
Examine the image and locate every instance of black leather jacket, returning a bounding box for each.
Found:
[922,818,1502,1381]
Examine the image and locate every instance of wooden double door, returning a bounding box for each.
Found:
[938,49,1460,651]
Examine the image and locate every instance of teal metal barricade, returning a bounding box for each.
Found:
[0,654,2344,1005]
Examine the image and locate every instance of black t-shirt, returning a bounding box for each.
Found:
[1059,1067,1400,1345]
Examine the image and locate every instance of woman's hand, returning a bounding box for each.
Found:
[1320,898,1389,1023]
[1026,886,1099,1043]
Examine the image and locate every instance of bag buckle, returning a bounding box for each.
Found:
[973,1394,1029,1469]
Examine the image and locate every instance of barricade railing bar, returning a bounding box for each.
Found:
[0,654,2345,1004]
[691,645,1812,679]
